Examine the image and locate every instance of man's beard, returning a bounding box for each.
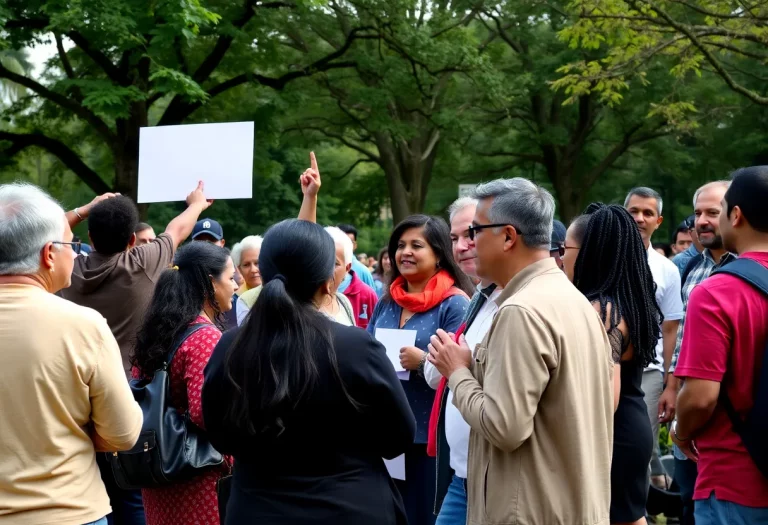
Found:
[697,227,723,250]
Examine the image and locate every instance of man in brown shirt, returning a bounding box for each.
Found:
[61,182,211,525]
[62,182,212,377]
[430,178,613,525]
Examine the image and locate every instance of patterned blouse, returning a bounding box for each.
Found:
[137,317,231,525]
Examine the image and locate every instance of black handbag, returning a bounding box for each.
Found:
[108,323,224,489]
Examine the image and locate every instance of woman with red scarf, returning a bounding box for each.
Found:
[368,215,474,525]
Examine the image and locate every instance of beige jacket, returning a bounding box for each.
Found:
[449,258,614,525]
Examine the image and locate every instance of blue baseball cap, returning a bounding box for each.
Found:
[192,218,224,240]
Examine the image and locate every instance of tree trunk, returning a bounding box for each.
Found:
[113,99,149,217]
[374,130,440,224]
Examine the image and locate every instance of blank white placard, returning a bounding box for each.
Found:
[374,328,417,374]
[137,121,254,203]
[384,454,405,480]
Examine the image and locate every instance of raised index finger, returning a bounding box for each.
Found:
[310,151,319,173]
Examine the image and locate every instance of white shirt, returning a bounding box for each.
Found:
[645,245,684,372]
[424,286,501,478]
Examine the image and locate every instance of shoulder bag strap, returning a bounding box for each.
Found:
[165,323,214,368]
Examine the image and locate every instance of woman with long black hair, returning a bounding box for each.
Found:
[131,241,238,525]
[562,203,662,525]
[366,215,473,525]
[202,219,415,525]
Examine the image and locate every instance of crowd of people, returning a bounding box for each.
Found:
[0,156,767,525]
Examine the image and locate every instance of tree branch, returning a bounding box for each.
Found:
[334,158,378,180]
[65,31,128,86]
[54,33,76,79]
[0,131,111,194]
[158,28,376,125]
[0,65,115,142]
[638,0,768,105]
[284,125,381,163]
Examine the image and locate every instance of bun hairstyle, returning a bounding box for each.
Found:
[132,241,230,375]
[222,219,358,438]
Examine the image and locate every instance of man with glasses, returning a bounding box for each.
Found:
[428,178,613,525]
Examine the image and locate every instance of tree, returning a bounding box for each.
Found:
[448,1,671,220]
[275,0,495,223]
[0,0,369,199]
[556,0,768,118]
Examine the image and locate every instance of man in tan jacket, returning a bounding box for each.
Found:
[429,178,614,525]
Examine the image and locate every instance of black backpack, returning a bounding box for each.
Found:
[711,258,768,479]
[108,323,224,489]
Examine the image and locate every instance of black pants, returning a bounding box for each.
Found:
[96,453,146,525]
[675,457,698,525]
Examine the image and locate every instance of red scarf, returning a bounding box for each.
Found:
[389,270,466,312]
[427,323,466,457]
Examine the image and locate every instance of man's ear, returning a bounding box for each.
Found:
[346,263,352,273]
[128,232,137,249]
[657,215,664,228]
[40,242,55,271]
[731,206,744,227]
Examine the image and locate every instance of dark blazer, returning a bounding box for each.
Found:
[202,318,416,525]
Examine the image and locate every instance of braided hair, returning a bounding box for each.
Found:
[572,203,662,367]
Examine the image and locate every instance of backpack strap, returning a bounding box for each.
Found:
[165,323,214,369]
[710,258,768,461]
[711,258,768,296]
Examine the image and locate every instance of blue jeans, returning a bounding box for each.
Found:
[96,453,146,525]
[84,519,108,525]
[695,493,768,525]
[436,475,467,525]
[674,457,698,525]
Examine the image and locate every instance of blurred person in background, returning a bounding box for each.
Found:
[0,183,142,525]
[231,235,262,295]
[337,223,377,291]
[134,223,156,247]
[372,247,391,297]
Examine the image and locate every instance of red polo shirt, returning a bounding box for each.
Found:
[675,252,768,507]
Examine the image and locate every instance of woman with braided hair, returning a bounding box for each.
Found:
[562,203,662,525]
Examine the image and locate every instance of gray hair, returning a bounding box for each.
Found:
[624,187,663,215]
[448,197,478,223]
[471,178,555,249]
[231,235,263,267]
[324,226,354,266]
[693,180,731,207]
[0,183,67,275]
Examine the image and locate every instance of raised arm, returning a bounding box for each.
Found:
[164,181,213,250]
[66,192,120,229]
[298,152,321,223]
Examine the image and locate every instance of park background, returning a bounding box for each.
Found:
[1,0,766,255]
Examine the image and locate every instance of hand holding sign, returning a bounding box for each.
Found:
[186,180,213,211]
[300,151,322,198]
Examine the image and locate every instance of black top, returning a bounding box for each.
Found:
[202,320,416,525]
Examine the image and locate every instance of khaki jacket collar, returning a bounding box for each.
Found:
[494,257,560,308]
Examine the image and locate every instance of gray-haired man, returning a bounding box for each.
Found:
[429,178,613,525]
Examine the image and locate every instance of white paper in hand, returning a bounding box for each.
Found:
[384,454,405,480]
[137,121,254,203]
[374,328,417,374]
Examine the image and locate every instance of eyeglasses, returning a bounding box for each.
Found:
[468,223,524,241]
[52,241,82,254]
[550,245,565,258]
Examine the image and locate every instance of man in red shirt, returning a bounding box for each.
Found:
[673,165,768,524]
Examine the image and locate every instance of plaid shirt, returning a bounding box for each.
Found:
[670,249,737,372]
